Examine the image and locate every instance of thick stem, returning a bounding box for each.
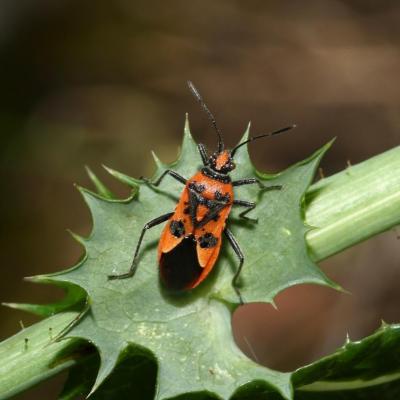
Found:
[0,312,88,400]
[306,146,400,261]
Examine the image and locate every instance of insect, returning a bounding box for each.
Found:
[108,81,294,303]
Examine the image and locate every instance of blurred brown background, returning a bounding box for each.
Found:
[0,1,399,398]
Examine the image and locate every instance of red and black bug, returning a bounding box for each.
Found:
[108,81,294,303]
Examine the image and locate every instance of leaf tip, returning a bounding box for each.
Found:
[84,164,93,176]
[184,112,190,131]
[101,163,113,174]
[66,229,86,245]
[231,122,253,171]
[245,120,251,133]
[178,113,200,163]
[74,183,87,195]
[319,137,336,155]
[151,150,164,169]
[241,122,251,143]
[84,166,114,199]
[86,346,121,398]
[24,274,46,283]
[183,113,194,141]
[334,283,351,295]
[1,302,16,309]
[380,319,389,329]
[102,164,140,188]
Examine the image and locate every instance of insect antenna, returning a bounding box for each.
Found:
[231,124,296,157]
[187,80,224,152]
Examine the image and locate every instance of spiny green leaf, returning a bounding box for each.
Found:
[58,323,400,399]
[32,118,337,399]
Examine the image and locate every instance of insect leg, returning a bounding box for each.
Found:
[197,143,209,165]
[142,170,187,187]
[108,212,174,280]
[49,297,91,344]
[232,178,282,191]
[233,199,257,221]
[224,228,245,305]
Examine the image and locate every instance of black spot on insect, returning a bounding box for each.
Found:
[189,181,206,193]
[170,220,185,238]
[183,207,190,215]
[212,214,220,222]
[198,233,218,248]
[199,198,214,209]
[215,191,230,203]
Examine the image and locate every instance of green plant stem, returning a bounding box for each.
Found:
[1,146,399,399]
[0,312,86,400]
[306,146,400,262]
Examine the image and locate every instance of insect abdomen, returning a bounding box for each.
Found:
[159,235,202,290]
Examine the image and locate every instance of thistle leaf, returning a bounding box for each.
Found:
[25,119,338,399]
